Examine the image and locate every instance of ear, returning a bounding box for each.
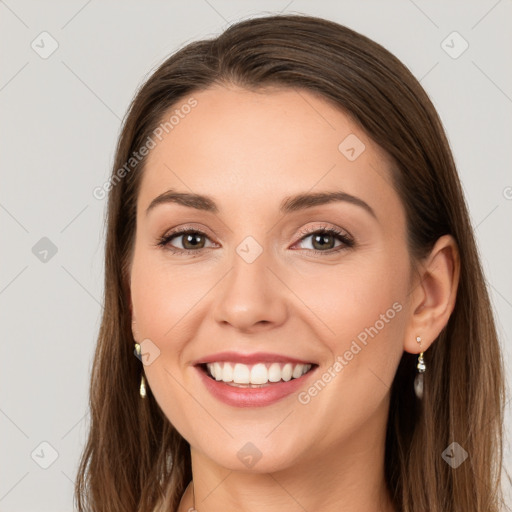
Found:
[404,234,460,354]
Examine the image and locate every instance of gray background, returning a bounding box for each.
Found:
[1,1,511,510]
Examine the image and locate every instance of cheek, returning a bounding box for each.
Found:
[130,246,209,342]
[286,263,406,438]
[129,248,207,433]
[300,260,404,334]
[289,252,408,382]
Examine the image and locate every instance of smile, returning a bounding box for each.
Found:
[195,362,319,407]
[204,361,314,386]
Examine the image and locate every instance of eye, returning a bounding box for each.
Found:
[156,228,216,255]
[293,226,354,253]
[155,224,354,256]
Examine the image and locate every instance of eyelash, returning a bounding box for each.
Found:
[155,224,355,257]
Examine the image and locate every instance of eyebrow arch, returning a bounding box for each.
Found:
[146,190,218,215]
[280,191,376,218]
[145,189,376,219]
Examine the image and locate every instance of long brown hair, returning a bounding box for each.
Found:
[75,14,510,512]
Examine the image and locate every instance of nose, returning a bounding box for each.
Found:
[212,246,288,333]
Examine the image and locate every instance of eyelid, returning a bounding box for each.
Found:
[159,223,216,241]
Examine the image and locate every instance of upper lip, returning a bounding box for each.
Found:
[192,351,317,366]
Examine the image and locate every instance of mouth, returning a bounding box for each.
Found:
[196,361,319,388]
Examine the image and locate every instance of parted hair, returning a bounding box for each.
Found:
[75,13,509,512]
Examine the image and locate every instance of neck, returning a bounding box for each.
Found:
[179,468,395,512]
[177,404,396,512]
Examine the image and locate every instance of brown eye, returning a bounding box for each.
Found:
[180,232,206,250]
[157,229,215,253]
[310,232,337,250]
[295,228,354,253]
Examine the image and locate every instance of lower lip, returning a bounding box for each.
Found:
[195,365,318,408]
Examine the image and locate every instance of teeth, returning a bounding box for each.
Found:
[205,361,312,384]
[213,362,223,381]
[233,363,250,384]
[268,363,282,382]
[222,362,234,382]
[250,363,268,384]
[282,363,293,382]
[292,364,304,379]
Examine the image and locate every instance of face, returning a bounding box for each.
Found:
[129,85,412,472]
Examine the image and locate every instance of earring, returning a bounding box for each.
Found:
[414,336,426,400]
[134,342,147,398]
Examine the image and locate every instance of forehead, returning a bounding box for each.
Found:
[138,85,399,220]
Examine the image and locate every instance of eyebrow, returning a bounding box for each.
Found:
[145,189,376,219]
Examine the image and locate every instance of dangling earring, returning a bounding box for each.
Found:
[134,342,147,398]
[414,336,426,400]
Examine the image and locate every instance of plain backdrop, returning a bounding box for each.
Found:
[1,1,511,510]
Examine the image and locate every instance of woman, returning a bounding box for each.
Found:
[75,13,509,512]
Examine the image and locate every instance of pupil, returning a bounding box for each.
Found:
[183,233,204,250]
[313,234,333,250]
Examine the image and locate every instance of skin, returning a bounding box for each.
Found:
[128,85,460,512]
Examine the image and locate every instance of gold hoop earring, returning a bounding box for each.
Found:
[134,342,147,399]
[414,336,426,400]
